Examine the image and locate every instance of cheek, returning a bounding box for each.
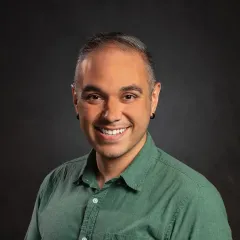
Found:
[128,99,151,115]
[78,104,102,125]
[125,101,151,125]
[78,102,89,118]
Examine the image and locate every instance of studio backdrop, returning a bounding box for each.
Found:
[2,1,239,239]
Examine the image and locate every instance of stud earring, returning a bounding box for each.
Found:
[76,114,79,120]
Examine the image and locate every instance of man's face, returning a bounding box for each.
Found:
[72,45,160,159]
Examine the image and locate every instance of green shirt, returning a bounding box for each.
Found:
[25,133,232,240]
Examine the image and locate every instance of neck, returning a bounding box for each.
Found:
[95,133,147,188]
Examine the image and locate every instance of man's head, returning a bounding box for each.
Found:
[72,32,161,160]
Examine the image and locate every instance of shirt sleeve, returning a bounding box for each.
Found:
[24,171,52,240]
[24,188,42,240]
[24,166,63,239]
[166,185,232,240]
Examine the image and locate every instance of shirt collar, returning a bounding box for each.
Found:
[120,132,159,191]
[72,149,97,187]
[73,132,159,192]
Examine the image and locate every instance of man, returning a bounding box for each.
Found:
[25,32,232,240]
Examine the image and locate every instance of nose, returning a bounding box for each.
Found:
[102,97,122,123]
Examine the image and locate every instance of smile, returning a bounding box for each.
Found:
[95,127,127,135]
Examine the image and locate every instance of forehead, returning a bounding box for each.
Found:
[78,45,149,90]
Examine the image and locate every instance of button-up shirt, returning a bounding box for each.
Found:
[25,133,232,240]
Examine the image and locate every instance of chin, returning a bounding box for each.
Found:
[96,146,127,160]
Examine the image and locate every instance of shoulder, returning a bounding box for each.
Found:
[153,148,226,210]
[38,154,88,196]
[154,149,231,238]
[156,147,216,189]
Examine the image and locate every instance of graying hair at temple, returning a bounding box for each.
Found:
[73,32,157,93]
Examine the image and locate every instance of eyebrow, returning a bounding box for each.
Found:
[81,85,103,94]
[81,84,143,95]
[120,84,143,94]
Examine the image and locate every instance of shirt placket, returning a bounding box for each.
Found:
[78,188,109,240]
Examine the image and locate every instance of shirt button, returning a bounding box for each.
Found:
[92,198,98,203]
[82,238,87,240]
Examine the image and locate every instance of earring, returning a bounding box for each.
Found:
[76,114,79,120]
[150,113,155,119]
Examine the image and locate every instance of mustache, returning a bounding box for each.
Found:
[93,119,132,129]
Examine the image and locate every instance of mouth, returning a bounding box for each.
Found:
[94,126,130,141]
[95,126,127,135]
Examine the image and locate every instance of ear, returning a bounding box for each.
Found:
[71,84,78,114]
[151,82,161,114]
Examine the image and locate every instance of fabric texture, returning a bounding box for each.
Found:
[25,133,232,240]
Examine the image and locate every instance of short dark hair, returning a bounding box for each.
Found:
[73,32,157,92]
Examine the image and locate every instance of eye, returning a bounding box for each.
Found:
[84,94,103,103]
[87,94,100,100]
[123,94,138,101]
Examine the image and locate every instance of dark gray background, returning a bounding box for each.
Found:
[2,1,239,239]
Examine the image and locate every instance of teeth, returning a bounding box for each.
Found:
[101,128,126,135]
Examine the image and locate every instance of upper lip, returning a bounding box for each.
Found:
[95,126,129,130]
